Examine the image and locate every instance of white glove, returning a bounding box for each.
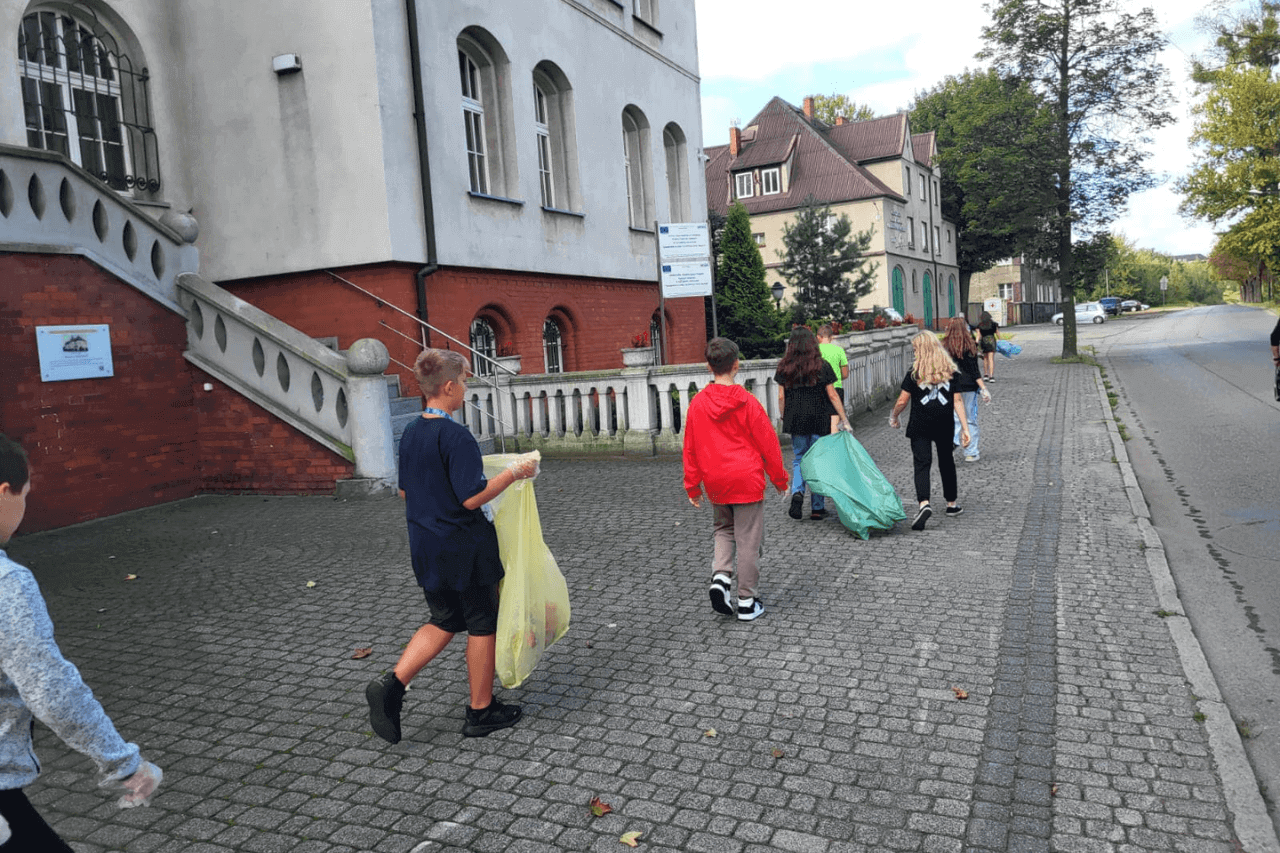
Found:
[0,812,10,844]
[888,415,901,429]
[113,760,163,808]
[504,450,542,481]
[980,388,991,403]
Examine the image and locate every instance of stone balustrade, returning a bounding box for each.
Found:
[0,144,198,314]
[454,328,916,455]
[177,274,396,490]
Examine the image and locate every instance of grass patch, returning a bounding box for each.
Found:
[1115,418,1130,441]
[1193,711,1207,723]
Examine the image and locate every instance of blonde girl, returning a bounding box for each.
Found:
[889,333,969,530]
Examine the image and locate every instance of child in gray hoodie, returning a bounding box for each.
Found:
[0,434,161,850]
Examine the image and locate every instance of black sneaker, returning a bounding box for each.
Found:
[462,698,522,737]
[709,573,733,615]
[945,505,964,517]
[788,492,804,520]
[366,672,405,744]
[911,504,933,531]
[810,509,828,521]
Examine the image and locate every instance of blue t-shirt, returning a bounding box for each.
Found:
[398,416,503,592]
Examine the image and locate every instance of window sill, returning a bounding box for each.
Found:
[629,226,655,235]
[633,15,662,37]
[468,191,524,206]
[541,206,584,218]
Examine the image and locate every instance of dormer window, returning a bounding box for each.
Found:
[734,172,753,199]
[761,167,780,195]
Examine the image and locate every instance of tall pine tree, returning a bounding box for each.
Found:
[777,196,875,325]
[715,202,785,358]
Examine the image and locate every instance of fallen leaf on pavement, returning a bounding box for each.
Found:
[351,647,373,659]
[306,580,317,588]
[771,748,784,758]
[620,830,642,847]
[589,796,612,817]
[124,574,137,581]
[951,686,969,700]
[1051,784,1059,796]
[704,728,717,738]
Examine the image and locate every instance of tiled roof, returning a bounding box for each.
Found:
[911,132,936,167]
[706,97,906,216]
[825,114,908,163]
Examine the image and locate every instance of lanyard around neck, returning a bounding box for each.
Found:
[423,407,453,420]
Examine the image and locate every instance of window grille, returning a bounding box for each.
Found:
[543,318,563,373]
[19,10,160,194]
[469,318,496,377]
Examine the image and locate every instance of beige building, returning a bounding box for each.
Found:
[968,256,1062,322]
[705,97,961,326]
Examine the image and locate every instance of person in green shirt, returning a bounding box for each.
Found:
[817,325,850,434]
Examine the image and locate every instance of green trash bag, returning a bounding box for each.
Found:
[799,431,906,539]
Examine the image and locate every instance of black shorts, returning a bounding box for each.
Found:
[980,335,996,354]
[423,584,499,636]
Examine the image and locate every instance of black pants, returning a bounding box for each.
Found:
[0,788,75,852]
[910,433,957,504]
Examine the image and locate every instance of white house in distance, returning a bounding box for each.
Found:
[705,97,961,327]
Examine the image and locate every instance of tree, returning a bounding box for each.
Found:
[777,196,877,325]
[713,202,786,358]
[809,93,877,125]
[1179,3,1280,283]
[910,70,1059,307]
[980,0,1174,357]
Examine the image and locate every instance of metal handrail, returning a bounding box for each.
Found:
[328,270,510,450]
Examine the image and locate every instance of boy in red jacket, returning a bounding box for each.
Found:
[683,338,789,621]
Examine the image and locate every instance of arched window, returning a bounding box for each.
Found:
[458,29,515,198]
[622,105,653,229]
[18,9,159,196]
[948,275,956,316]
[458,46,488,194]
[543,317,564,374]
[663,122,690,222]
[922,271,933,327]
[532,61,579,211]
[892,267,905,315]
[469,318,496,377]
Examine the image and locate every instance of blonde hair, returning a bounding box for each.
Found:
[414,349,467,397]
[910,332,958,386]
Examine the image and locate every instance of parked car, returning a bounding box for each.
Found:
[1052,302,1106,325]
[1098,296,1122,316]
[1120,300,1149,312]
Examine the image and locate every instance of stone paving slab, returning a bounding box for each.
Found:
[6,333,1268,852]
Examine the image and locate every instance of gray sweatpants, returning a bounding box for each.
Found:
[711,500,764,600]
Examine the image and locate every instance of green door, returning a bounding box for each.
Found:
[948,275,956,317]
[892,267,905,314]
[922,271,933,327]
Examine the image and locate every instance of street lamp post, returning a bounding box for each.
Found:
[770,282,785,309]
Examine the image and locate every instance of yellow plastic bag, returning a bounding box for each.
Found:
[483,454,570,688]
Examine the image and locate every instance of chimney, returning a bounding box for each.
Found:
[729,125,741,158]
[802,96,814,120]
[835,115,846,126]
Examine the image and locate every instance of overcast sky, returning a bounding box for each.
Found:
[695,0,1217,258]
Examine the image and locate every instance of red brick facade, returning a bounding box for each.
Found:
[1,253,353,534]
[221,263,709,397]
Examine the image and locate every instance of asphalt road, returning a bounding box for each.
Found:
[1099,304,1280,838]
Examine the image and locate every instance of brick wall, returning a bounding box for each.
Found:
[222,262,709,395]
[1,253,353,534]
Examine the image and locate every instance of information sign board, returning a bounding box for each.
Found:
[36,324,115,382]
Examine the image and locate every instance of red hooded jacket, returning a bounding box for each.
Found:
[683,382,788,504]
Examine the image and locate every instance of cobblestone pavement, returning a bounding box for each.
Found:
[9,331,1276,853]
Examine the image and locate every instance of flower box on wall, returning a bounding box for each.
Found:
[620,347,655,368]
